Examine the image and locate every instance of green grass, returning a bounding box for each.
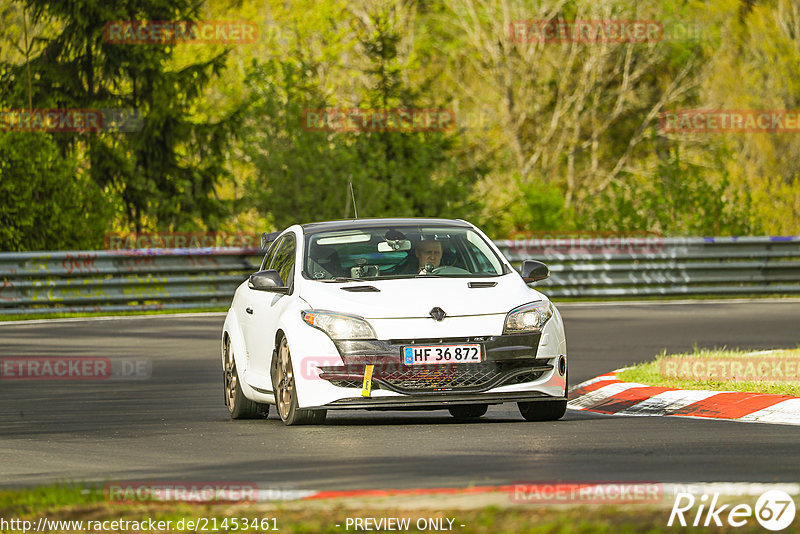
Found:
[0,484,785,533]
[0,484,104,515]
[617,347,800,396]
[0,307,227,322]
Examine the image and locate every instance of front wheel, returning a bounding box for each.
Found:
[224,339,269,419]
[518,399,567,421]
[273,337,327,426]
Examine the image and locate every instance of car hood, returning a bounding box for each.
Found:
[299,274,545,319]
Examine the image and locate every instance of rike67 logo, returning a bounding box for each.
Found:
[668,490,796,530]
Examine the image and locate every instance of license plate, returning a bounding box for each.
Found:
[403,344,481,365]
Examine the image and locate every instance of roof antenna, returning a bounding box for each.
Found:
[349,180,358,219]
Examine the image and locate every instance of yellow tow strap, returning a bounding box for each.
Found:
[362,364,374,397]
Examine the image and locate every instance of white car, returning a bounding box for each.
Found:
[221,218,567,425]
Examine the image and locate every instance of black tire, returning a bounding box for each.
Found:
[448,404,488,419]
[517,399,567,421]
[224,339,269,419]
[273,336,327,426]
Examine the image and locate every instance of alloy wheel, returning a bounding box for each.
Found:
[276,337,293,420]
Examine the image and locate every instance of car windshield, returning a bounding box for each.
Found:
[304,226,506,280]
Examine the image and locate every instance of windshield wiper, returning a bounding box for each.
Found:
[321,277,363,283]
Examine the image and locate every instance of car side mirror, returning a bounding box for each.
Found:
[248,270,289,293]
[521,260,549,282]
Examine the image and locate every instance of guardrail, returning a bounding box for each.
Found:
[499,236,800,298]
[0,236,798,315]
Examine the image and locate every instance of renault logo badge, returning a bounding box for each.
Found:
[429,307,446,321]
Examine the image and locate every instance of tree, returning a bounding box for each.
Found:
[0,131,108,251]
[434,0,704,236]
[702,0,800,234]
[243,1,476,229]
[0,0,241,235]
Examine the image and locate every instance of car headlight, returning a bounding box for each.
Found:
[301,310,377,340]
[504,301,553,334]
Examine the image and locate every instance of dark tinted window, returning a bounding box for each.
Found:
[304,226,505,280]
[260,237,281,271]
[269,233,296,286]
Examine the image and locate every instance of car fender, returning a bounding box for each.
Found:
[222,308,249,372]
[518,300,567,396]
[276,309,344,409]
[552,304,567,355]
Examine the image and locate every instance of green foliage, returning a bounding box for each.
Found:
[0,131,107,251]
[244,59,474,228]
[479,179,577,238]
[0,0,240,238]
[1,0,799,249]
[243,3,476,229]
[587,145,757,235]
[242,58,354,228]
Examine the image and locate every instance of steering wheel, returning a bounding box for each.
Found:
[431,265,471,275]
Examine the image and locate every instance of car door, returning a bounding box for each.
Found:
[240,233,297,392]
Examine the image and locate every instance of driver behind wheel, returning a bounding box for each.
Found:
[415,238,443,274]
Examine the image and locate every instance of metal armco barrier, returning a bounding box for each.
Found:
[0,248,263,316]
[0,237,799,315]
[499,236,800,298]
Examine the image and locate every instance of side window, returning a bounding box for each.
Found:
[269,234,296,287]
[260,237,281,271]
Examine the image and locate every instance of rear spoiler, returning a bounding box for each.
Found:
[260,231,281,251]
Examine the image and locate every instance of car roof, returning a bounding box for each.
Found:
[300,218,472,234]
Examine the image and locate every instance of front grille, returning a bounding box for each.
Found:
[377,363,498,391]
[320,359,550,394]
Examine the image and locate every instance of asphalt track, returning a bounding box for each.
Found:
[1,300,799,490]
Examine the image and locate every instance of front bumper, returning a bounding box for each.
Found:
[318,333,555,395]
[286,316,567,409]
